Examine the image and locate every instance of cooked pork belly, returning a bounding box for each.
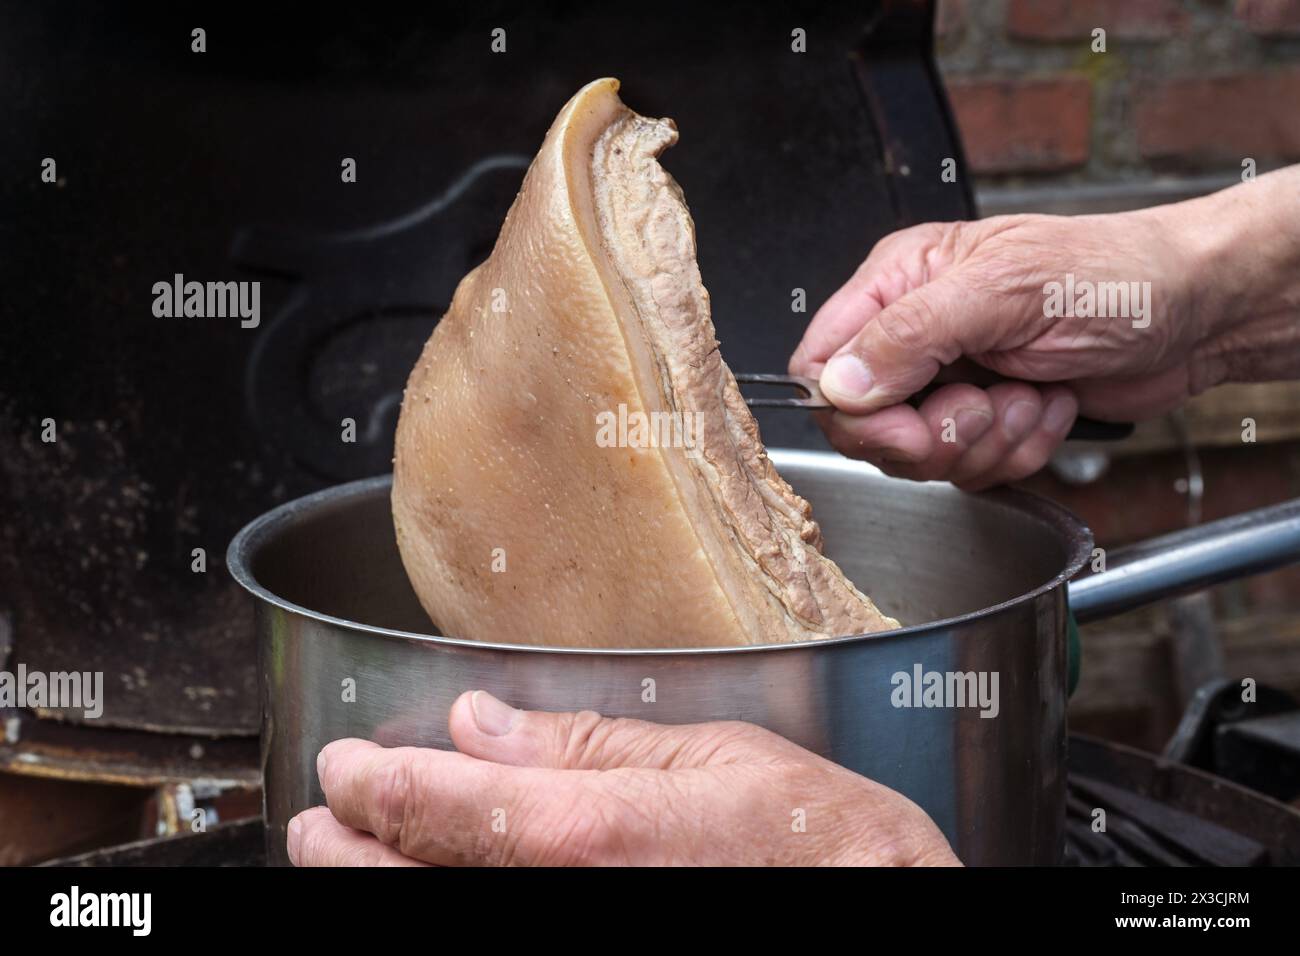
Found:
[392,78,897,647]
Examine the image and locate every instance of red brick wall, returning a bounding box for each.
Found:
[933,2,1300,748]
[936,0,1300,177]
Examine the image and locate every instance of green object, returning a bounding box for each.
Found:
[1067,611,1081,697]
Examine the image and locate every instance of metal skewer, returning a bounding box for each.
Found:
[734,373,830,409]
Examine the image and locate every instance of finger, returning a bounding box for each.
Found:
[447,691,796,770]
[958,385,1077,490]
[288,806,431,867]
[892,384,996,481]
[943,382,1046,487]
[318,737,576,864]
[821,403,934,470]
[819,271,1014,415]
[791,224,953,376]
[789,272,888,378]
[316,737,667,865]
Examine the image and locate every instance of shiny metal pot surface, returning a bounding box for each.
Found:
[229,449,1300,866]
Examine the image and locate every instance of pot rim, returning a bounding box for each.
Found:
[227,448,1094,656]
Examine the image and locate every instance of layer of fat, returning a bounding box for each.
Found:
[579,92,898,640]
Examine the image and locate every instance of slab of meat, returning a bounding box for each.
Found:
[392,78,898,647]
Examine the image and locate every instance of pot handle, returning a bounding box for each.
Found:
[1067,498,1300,624]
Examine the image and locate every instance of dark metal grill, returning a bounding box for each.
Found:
[1066,735,1300,866]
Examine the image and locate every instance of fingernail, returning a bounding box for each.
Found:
[821,354,874,402]
[1003,400,1040,442]
[954,408,993,444]
[471,690,519,736]
[316,748,328,786]
[287,816,302,866]
[1042,395,1076,434]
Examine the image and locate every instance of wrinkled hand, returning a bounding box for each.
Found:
[790,167,1300,489]
[287,691,959,867]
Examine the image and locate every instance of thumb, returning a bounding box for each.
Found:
[448,690,794,771]
[819,273,989,415]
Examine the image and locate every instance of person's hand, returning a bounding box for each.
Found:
[287,690,960,867]
[789,167,1300,489]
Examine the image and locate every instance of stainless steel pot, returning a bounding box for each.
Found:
[228,449,1300,866]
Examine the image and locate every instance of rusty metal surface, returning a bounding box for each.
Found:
[0,771,154,866]
[0,710,258,788]
[41,818,266,868]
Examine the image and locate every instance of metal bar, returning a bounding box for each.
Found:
[1068,499,1300,623]
[735,373,828,409]
[851,0,977,224]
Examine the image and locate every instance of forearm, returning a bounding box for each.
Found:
[1156,164,1300,390]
